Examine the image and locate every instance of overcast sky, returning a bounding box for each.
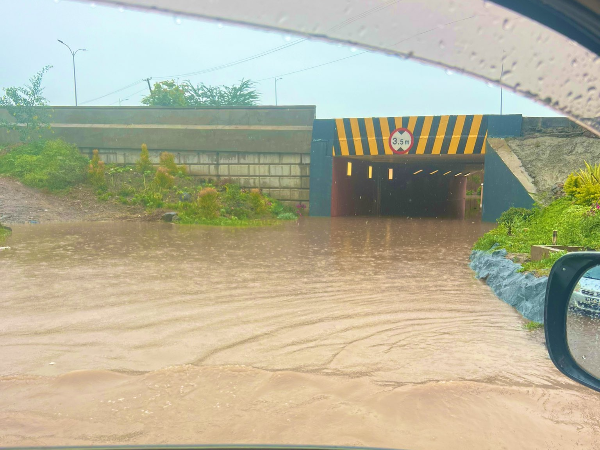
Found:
[0,0,559,118]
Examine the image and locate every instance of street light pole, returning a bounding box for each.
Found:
[58,40,86,106]
[274,77,283,106]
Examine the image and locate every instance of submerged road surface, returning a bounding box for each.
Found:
[1,218,599,449]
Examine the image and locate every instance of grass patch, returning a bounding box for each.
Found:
[0,140,88,191]
[474,165,600,274]
[474,198,600,257]
[523,321,544,331]
[0,225,10,244]
[177,216,282,227]
[518,251,567,277]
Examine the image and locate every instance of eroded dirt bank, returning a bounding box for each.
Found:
[0,177,151,224]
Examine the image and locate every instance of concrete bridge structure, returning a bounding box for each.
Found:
[1,106,595,221]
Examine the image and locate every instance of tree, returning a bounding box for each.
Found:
[185,79,260,106]
[0,66,53,142]
[141,80,188,106]
[141,79,260,107]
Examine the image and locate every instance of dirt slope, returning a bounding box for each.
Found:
[506,136,600,194]
[0,177,150,224]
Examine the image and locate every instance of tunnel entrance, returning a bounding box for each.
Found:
[331,156,484,218]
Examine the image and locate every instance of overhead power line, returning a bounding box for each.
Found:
[80,80,144,105]
[108,86,149,105]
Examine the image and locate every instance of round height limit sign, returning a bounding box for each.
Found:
[389,127,414,154]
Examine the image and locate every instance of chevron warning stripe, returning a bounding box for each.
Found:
[332,115,488,156]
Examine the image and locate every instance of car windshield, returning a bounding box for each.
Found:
[584,266,600,281]
[1,0,600,449]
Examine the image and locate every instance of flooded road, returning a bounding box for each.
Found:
[1,218,600,449]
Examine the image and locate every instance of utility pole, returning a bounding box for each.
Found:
[143,77,153,94]
[274,77,282,106]
[57,40,86,106]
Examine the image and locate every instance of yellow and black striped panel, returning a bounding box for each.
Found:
[332,115,488,156]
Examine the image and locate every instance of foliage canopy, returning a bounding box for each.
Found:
[141,79,260,107]
[0,66,53,142]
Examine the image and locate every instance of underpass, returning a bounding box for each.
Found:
[311,115,487,218]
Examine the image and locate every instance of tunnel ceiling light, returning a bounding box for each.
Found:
[463,172,471,177]
[388,168,393,180]
[347,161,352,176]
[454,172,462,177]
[430,170,438,175]
[368,166,373,179]
[413,169,423,175]
[443,170,452,175]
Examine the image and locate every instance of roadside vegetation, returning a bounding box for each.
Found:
[141,79,259,107]
[523,321,544,331]
[474,162,600,273]
[0,223,10,244]
[0,139,88,191]
[0,139,300,226]
[93,145,298,226]
[0,68,298,227]
[0,66,53,142]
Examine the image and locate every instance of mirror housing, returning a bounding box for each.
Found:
[546,252,600,392]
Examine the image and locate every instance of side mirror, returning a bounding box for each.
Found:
[546,252,600,392]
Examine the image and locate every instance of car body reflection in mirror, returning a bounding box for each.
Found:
[568,265,600,379]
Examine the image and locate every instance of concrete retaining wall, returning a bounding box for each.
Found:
[481,141,535,222]
[470,249,547,323]
[0,106,315,208]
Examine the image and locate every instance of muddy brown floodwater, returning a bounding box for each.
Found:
[1,218,600,449]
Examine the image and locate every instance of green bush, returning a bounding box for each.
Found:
[136,143,154,173]
[198,187,220,219]
[159,151,187,176]
[153,166,174,190]
[564,161,600,205]
[0,139,88,190]
[497,207,536,235]
[269,199,294,217]
[249,188,268,215]
[132,191,164,208]
[88,149,106,187]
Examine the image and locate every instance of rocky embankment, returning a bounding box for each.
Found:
[470,249,547,323]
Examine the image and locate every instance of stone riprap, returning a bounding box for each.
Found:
[470,249,547,323]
